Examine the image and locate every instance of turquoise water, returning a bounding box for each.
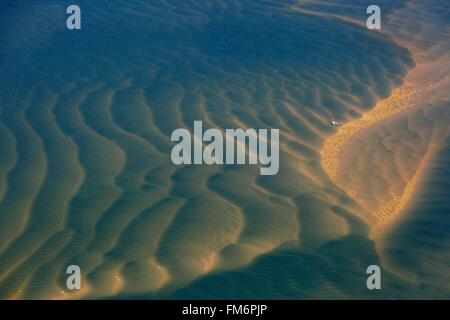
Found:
[0,0,448,299]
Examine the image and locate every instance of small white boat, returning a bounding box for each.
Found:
[330,120,339,127]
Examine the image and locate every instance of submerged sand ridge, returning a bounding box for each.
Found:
[314,0,450,291]
[318,0,450,230]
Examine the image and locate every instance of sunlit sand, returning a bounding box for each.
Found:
[0,0,448,299]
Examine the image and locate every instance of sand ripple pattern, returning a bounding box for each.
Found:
[2,0,447,299]
[315,0,450,294]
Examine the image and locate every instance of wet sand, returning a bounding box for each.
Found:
[0,0,448,299]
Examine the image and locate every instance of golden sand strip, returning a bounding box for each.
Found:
[320,84,421,181]
[319,51,449,234]
[320,83,424,227]
[298,0,449,233]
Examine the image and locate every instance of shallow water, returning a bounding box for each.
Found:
[0,0,448,299]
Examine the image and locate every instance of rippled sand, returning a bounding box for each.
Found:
[321,0,450,227]
[0,0,448,299]
[317,0,450,291]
